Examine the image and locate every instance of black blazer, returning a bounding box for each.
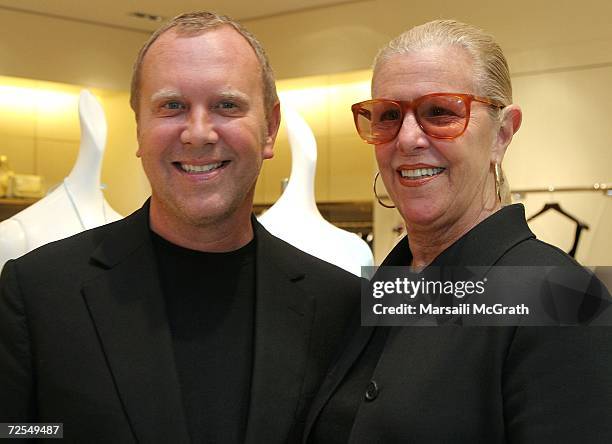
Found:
[305,205,612,443]
[0,202,360,443]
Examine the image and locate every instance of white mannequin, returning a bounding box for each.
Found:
[0,90,122,271]
[259,103,374,276]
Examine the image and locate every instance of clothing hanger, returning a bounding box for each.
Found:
[527,202,588,227]
[527,199,589,258]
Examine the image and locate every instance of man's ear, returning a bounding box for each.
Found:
[491,104,522,164]
[263,102,281,160]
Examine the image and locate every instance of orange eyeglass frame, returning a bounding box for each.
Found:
[351,93,505,144]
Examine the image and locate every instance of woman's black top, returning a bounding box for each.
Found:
[307,204,612,443]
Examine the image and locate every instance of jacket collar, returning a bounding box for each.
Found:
[89,199,153,269]
[382,204,536,268]
[303,204,536,442]
[84,201,190,443]
[85,201,315,443]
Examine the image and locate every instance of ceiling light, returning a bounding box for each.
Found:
[128,12,164,22]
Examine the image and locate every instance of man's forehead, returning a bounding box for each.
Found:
[136,24,267,113]
[144,25,255,65]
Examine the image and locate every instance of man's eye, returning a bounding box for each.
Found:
[216,101,238,110]
[163,101,185,110]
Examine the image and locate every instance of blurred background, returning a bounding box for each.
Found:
[0,0,610,264]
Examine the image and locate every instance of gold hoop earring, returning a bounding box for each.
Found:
[373,171,395,208]
[494,163,503,202]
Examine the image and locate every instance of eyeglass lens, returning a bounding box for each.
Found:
[355,95,469,143]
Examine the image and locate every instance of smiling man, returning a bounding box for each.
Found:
[135,22,276,251]
[0,12,359,444]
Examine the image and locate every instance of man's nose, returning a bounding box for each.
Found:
[180,108,219,146]
[395,111,429,154]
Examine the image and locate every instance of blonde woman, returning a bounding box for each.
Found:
[304,20,612,443]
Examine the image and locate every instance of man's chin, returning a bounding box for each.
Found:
[177,199,251,228]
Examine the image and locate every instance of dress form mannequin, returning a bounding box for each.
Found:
[0,90,122,271]
[259,104,373,276]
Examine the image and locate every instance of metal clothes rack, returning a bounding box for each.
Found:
[512,183,610,259]
[511,183,611,199]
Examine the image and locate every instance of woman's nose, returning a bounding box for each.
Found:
[395,111,429,154]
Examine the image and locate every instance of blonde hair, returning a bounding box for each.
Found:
[130,11,278,121]
[373,19,512,106]
[374,19,513,204]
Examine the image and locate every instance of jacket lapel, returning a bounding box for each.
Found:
[431,204,536,267]
[303,204,538,441]
[301,237,405,441]
[302,322,375,442]
[244,220,316,443]
[82,203,190,444]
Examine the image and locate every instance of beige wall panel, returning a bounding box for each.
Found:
[327,75,370,137]
[0,135,35,174]
[278,83,330,136]
[328,70,371,88]
[504,65,612,265]
[509,67,612,189]
[1,1,611,92]
[328,134,374,201]
[246,0,612,81]
[0,9,145,91]
[245,2,386,80]
[277,75,330,91]
[508,40,612,76]
[0,82,36,137]
[373,0,612,51]
[98,92,149,216]
[35,138,78,188]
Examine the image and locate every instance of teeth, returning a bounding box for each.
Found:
[180,162,224,173]
[400,167,445,179]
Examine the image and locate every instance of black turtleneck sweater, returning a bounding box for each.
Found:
[152,232,256,444]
